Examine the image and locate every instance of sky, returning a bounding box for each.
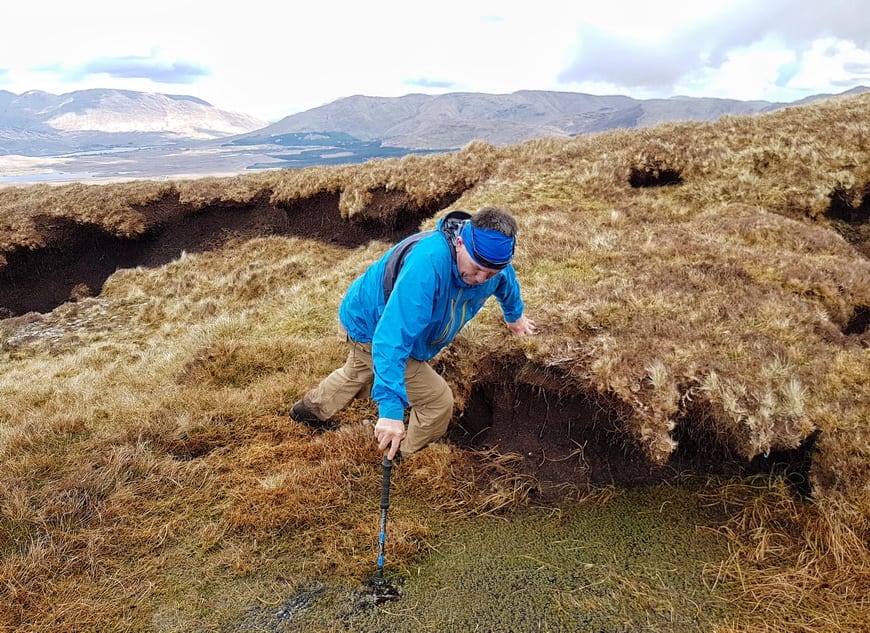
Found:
[2,0,869,123]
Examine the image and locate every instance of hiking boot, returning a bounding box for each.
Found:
[289,400,336,431]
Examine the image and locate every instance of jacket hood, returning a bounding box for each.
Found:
[437,210,471,244]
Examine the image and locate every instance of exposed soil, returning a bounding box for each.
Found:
[446,360,816,496]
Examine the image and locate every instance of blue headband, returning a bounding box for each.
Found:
[460,221,515,270]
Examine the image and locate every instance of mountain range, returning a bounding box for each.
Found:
[234,90,818,150]
[1,86,867,180]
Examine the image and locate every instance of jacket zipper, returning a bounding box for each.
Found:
[431,288,468,346]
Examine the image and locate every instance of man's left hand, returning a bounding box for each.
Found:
[506,314,537,336]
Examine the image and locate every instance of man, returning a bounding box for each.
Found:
[290,206,537,461]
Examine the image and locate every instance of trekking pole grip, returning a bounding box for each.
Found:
[380,457,393,509]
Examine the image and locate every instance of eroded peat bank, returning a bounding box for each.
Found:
[0,188,815,493]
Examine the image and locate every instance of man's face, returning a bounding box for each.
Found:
[456,236,500,286]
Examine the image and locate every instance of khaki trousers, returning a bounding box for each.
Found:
[302,334,454,455]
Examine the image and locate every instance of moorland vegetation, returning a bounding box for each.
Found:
[0,93,868,631]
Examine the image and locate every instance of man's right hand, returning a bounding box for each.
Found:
[374,417,405,460]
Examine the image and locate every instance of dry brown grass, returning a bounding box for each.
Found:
[703,477,870,633]
[1,92,868,631]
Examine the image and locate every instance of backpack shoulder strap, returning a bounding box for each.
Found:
[382,230,433,302]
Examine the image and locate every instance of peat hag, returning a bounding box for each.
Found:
[447,359,818,496]
[0,188,460,316]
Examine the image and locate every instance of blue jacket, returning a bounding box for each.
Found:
[338,213,526,420]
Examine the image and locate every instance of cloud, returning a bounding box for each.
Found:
[558,0,870,95]
[753,0,870,48]
[405,77,457,89]
[844,60,870,74]
[71,55,209,84]
[558,28,694,90]
[697,0,870,61]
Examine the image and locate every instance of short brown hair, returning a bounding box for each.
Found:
[471,206,518,237]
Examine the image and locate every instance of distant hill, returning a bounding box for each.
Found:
[0,89,268,156]
[231,87,870,150]
[2,86,867,174]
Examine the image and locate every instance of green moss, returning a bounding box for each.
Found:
[0,518,39,556]
[271,482,732,633]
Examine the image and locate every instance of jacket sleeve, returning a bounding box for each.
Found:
[370,251,439,420]
[493,265,525,324]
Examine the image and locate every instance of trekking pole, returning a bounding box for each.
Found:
[365,457,399,604]
[363,456,399,602]
[374,456,393,586]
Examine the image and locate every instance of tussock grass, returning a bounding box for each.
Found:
[1,92,869,630]
[704,477,870,633]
